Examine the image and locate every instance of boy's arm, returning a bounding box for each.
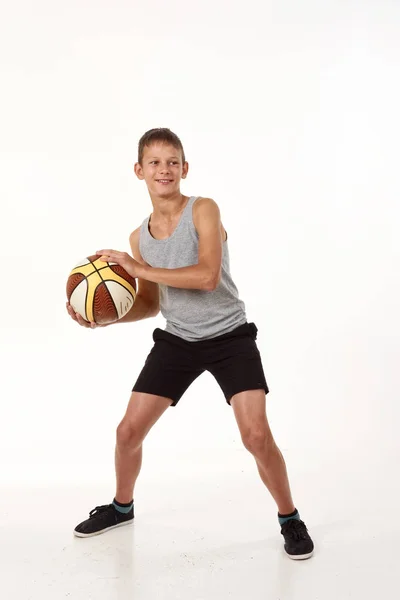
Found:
[139,197,222,291]
[115,228,160,324]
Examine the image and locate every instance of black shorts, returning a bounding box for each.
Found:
[132,322,269,406]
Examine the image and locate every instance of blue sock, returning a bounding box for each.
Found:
[113,498,134,514]
[278,508,300,526]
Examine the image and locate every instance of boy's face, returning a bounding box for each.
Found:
[134,142,188,197]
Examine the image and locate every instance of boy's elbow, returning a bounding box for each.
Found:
[148,302,160,317]
[203,271,221,292]
[138,294,159,317]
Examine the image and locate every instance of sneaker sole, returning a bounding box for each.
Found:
[73,518,133,538]
[285,549,314,560]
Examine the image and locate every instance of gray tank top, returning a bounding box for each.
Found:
[139,196,247,341]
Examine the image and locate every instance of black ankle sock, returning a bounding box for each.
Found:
[278,508,300,525]
[113,498,134,514]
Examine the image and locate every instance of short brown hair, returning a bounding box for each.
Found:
[138,128,186,165]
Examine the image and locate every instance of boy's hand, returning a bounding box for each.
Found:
[96,249,142,278]
[66,302,105,329]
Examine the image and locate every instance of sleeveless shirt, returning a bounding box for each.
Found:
[139,196,247,341]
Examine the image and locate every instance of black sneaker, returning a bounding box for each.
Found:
[281,518,314,560]
[73,504,134,538]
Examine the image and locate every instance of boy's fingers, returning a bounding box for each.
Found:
[75,313,88,327]
[67,301,98,328]
[66,305,77,320]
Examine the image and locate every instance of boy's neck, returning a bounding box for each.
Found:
[149,193,189,220]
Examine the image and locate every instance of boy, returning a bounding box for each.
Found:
[66,128,314,560]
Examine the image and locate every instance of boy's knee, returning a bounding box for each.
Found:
[116,420,143,450]
[241,427,272,456]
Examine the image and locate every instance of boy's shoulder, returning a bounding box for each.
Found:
[129,210,149,244]
[129,197,220,243]
[193,196,219,216]
[193,196,221,220]
[194,196,216,206]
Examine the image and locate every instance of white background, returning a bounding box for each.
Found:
[0,0,399,544]
[1,2,399,598]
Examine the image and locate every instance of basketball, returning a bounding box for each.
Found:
[66,255,137,325]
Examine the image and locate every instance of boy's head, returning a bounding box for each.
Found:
[134,128,188,197]
[137,128,186,165]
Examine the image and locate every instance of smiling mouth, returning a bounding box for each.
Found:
[156,179,173,184]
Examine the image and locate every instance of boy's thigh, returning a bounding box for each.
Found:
[119,391,173,443]
[132,336,204,406]
[123,391,174,425]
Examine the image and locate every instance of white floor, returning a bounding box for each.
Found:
[1,446,398,599]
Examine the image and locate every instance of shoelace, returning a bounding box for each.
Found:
[282,519,309,541]
[89,505,112,519]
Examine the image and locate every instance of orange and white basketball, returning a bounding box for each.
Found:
[66,255,136,325]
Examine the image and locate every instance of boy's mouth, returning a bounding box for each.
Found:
[156,179,173,185]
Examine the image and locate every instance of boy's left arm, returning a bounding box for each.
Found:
[97,198,223,291]
[141,197,222,290]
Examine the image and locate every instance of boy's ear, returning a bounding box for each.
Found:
[134,162,145,180]
[181,161,189,179]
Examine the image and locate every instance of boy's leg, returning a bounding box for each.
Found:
[120,328,204,501]
[74,329,204,537]
[230,389,314,559]
[74,391,172,538]
[230,389,295,514]
[115,391,173,503]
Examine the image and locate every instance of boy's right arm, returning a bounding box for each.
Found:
[66,227,160,328]
[116,227,160,323]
